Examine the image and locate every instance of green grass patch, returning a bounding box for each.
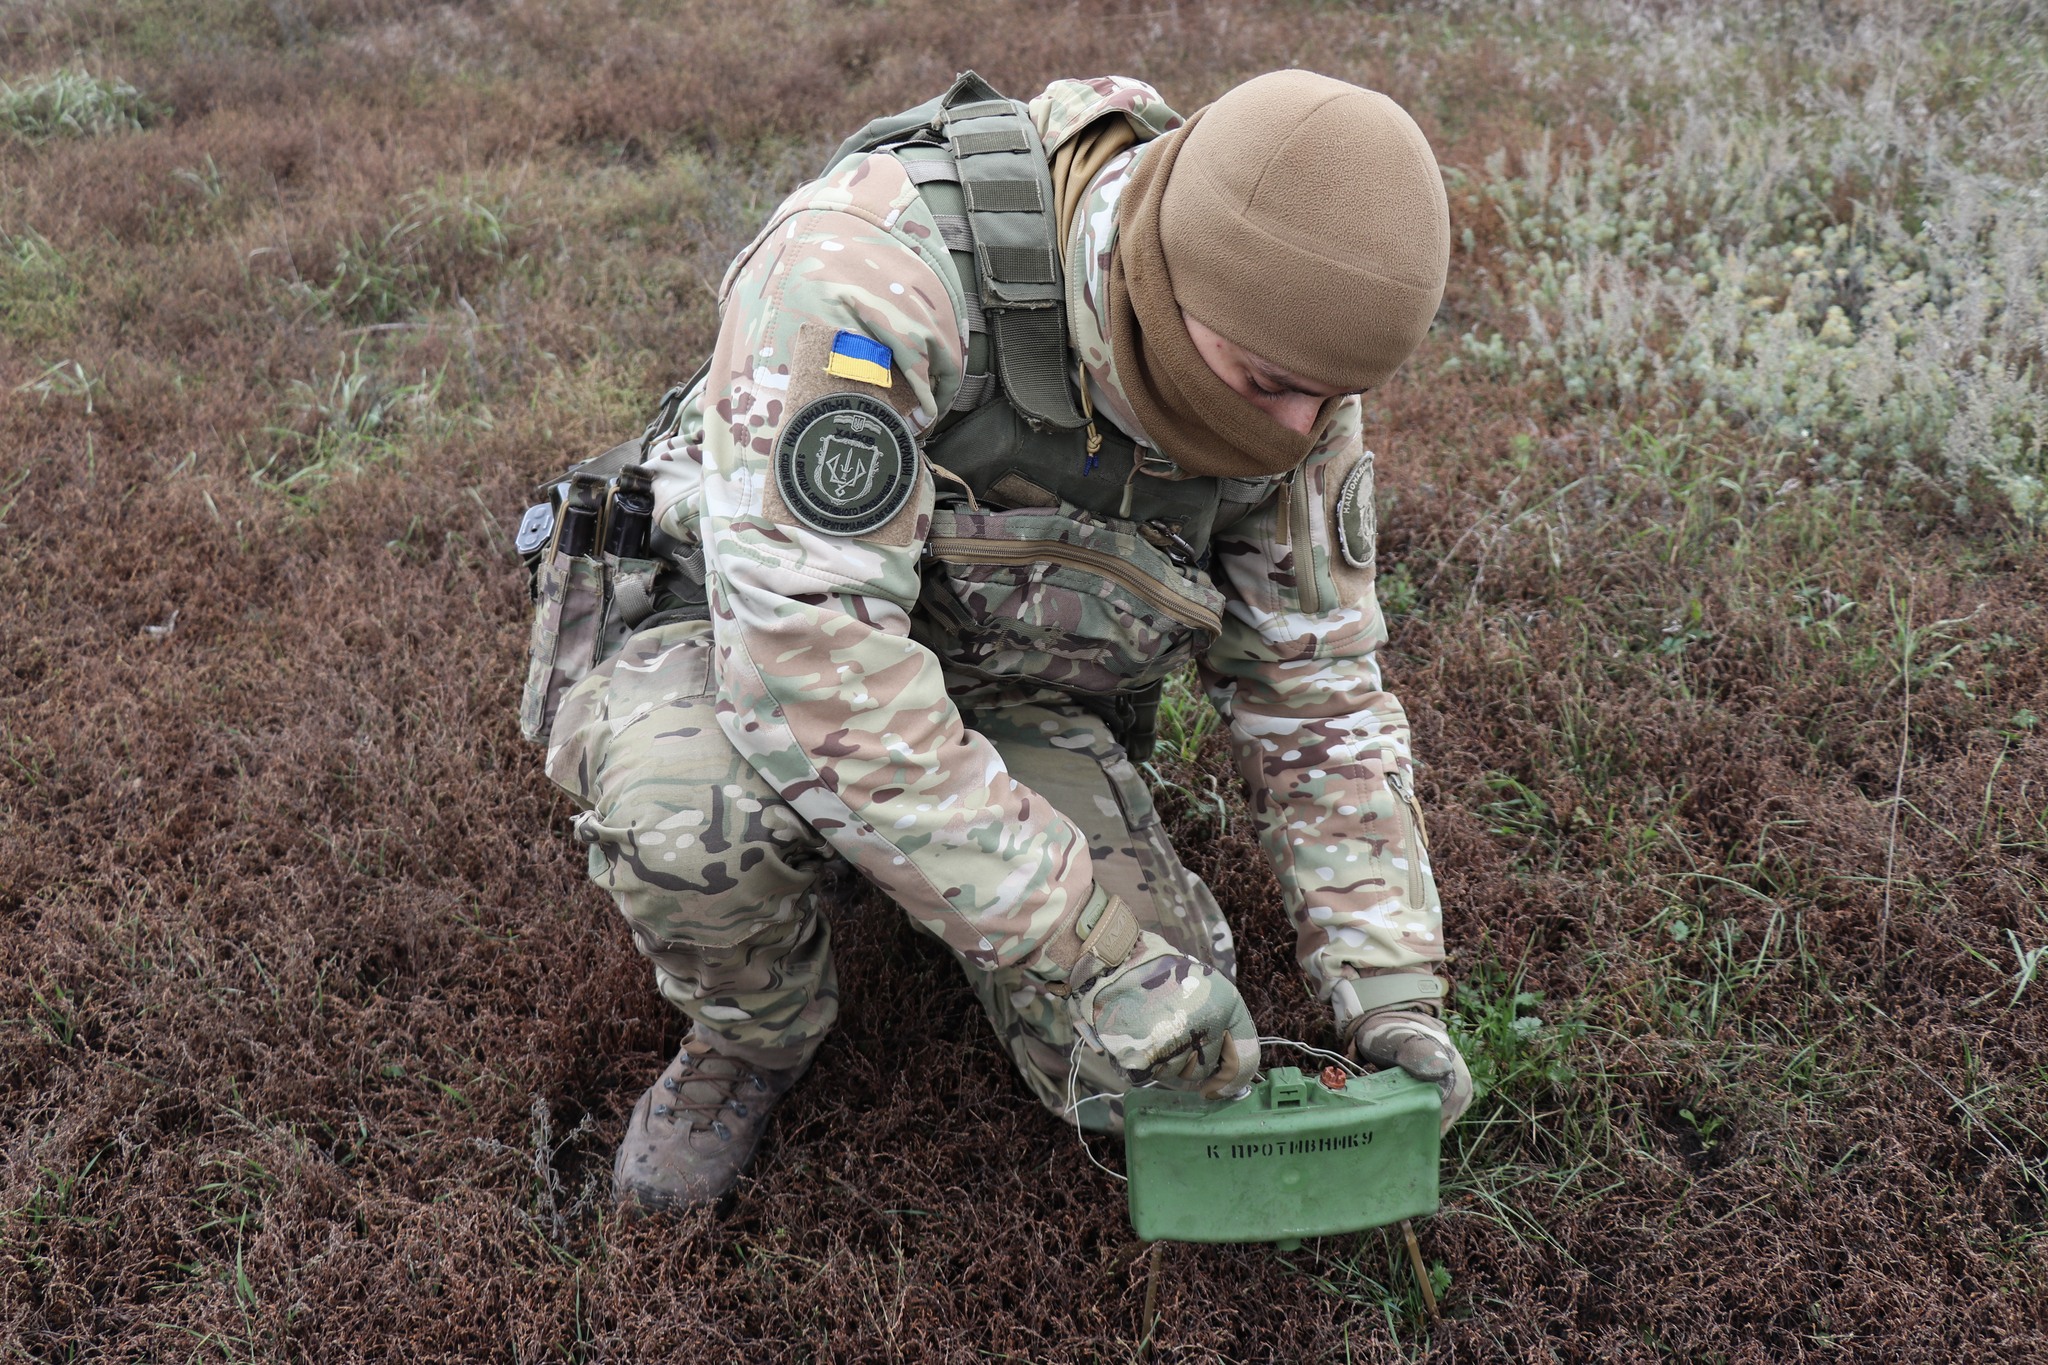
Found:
[1,67,160,141]
[0,228,81,345]
[253,348,445,506]
[288,186,521,326]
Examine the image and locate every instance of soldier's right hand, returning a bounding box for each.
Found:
[1073,930,1260,1100]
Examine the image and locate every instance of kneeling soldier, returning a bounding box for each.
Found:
[528,69,1472,1211]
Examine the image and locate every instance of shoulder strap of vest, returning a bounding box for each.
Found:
[841,73,1089,432]
[932,72,1088,431]
[820,91,949,178]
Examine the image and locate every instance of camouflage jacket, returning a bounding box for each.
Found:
[629,77,1445,1008]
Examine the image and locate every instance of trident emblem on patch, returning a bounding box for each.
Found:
[818,435,880,505]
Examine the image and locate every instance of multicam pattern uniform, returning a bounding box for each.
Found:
[548,76,1444,1118]
[545,614,1232,1125]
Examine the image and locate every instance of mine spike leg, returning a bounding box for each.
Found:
[1400,1219,1440,1323]
[1138,1241,1164,1361]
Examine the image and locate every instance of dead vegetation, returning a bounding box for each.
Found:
[2,1,2045,1360]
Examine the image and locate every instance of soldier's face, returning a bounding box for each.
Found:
[1183,313,1353,435]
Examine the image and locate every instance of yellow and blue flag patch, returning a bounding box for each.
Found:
[823,330,893,388]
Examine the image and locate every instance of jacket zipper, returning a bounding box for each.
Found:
[925,536,1223,637]
[1385,767,1431,907]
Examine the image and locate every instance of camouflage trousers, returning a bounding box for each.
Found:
[545,618,1235,1133]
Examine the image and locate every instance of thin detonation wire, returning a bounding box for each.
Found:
[1255,1036,1366,1077]
[1064,1039,1127,1183]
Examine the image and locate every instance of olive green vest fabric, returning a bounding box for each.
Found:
[826,70,1088,433]
[829,72,1277,557]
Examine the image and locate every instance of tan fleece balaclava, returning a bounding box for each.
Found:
[1108,71,1450,477]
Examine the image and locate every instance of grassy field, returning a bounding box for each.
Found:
[3,1,2045,1359]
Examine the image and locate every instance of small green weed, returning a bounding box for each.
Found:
[1787,584,1858,643]
[1,67,160,141]
[1378,561,1419,615]
[1151,664,1220,767]
[1450,974,1580,1111]
[290,186,518,324]
[29,981,78,1049]
[2007,932,2046,1008]
[1477,772,1550,842]
[193,1152,275,1244]
[1143,666,1231,829]
[0,228,80,344]
[15,358,101,413]
[173,153,226,204]
[1676,1107,1726,1151]
[255,349,442,502]
[291,219,434,326]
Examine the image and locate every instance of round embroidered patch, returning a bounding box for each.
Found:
[1334,454,1377,570]
[773,392,918,537]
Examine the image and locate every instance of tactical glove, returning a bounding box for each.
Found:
[1072,929,1260,1100]
[1346,1008,1473,1135]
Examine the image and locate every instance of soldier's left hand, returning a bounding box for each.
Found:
[1348,1010,1473,1134]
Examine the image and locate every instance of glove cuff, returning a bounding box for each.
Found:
[1343,1007,1450,1049]
[1032,886,1143,993]
[1330,972,1448,1028]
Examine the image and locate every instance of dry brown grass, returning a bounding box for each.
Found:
[3,1,2045,1360]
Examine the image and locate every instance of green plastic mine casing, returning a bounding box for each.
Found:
[1122,1066,1441,1245]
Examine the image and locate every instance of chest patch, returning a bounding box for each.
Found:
[774,392,919,537]
[1334,454,1377,570]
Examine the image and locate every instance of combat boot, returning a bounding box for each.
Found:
[612,1030,809,1213]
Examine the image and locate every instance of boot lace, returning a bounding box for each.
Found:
[651,1047,771,1133]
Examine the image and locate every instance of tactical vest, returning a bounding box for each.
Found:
[823,73,1278,756]
[536,77,1280,753]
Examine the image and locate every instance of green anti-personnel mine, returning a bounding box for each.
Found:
[1123,1066,1440,1248]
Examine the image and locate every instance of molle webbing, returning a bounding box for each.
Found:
[823,75,1283,551]
[837,71,1089,431]
[939,80,1087,429]
[897,151,998,415]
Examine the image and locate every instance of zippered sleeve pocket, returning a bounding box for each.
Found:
[1384,765,1434,912]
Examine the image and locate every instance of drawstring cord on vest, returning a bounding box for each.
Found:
[1077,375,1148,518]
[1119,462,1143,519]
[1079,376,1105,477]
